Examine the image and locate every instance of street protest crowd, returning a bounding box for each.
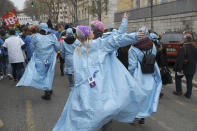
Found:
[0,13,197,130]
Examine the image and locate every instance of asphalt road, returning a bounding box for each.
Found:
[0,63,197,131]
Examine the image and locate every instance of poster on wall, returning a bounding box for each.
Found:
[1,9,19,27]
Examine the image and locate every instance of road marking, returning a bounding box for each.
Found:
[174,100,197,112]
[26,100,35,131]
[174,100,186,106]
[192,108,197,112]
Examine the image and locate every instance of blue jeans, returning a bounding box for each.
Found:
[67,74,73,87]
[175,73,193,97]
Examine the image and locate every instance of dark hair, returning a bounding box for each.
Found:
[61,32,66,37]
[65,24,72,30]
[0,29,6,36]
[9,29,16,35]
[32,28,37,34]
[72,28,76,34]
[40,30,46,35]
[47,19,53,29]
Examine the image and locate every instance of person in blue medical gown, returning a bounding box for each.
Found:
[16,23,60,100]
[53,16,147,131]
[61,28,80,88]
[128,33,162,124]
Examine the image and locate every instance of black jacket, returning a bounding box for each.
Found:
[174,43,197,75]
[117,45,130,69]
[156,45,168,67]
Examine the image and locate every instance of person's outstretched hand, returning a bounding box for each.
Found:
[122,12,128,18]
[138,32,145,39]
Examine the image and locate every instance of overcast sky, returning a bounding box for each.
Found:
[10,0,26,10]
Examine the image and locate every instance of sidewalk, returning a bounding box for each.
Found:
[171,73,197,87]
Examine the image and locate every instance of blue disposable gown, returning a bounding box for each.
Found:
[53,31,148,131]
[24,35,33,60]
[128,44,162,118]
[16,33,60,91]
[48,28,60,39]
[61,39,80,74]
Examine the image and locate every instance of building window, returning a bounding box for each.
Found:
[104,0,108,15]
[147,0,151,6]
[136,0,140,8]
[140,0,148,8]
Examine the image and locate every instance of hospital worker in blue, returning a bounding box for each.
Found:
[53,16,146,131]
[61,28,80,88]
[16,23,60,100]
[128,33,162,124]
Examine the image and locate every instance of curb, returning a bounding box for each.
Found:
[171,73,197,87]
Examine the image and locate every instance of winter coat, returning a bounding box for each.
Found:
[174,43,197,75]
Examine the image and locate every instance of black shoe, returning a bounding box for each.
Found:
[159,93,164,99]
[41,91,51,100]
[184,93,191,99]
[61,72,64,76]
[173,91,182,96]
[49,90,53,95]
[138,118,145,124]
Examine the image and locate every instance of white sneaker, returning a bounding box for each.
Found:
[7,74,13,80]
[0,76,3,80]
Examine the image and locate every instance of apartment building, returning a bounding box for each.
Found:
[115,0,197,33]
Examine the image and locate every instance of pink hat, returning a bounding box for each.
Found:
[91,20,104,32]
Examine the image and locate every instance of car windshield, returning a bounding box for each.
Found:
[160,33,184,43]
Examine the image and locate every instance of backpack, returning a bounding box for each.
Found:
[140,49,156,74]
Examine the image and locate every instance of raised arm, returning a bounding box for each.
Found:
[118,13,128,34]
[101,31,144,52]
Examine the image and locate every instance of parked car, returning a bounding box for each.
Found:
[160,32,197,63]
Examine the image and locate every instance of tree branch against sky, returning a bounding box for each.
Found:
[0,0,16,17]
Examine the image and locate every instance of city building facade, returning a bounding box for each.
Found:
[37,0,197,34]
[115,0,197,33]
